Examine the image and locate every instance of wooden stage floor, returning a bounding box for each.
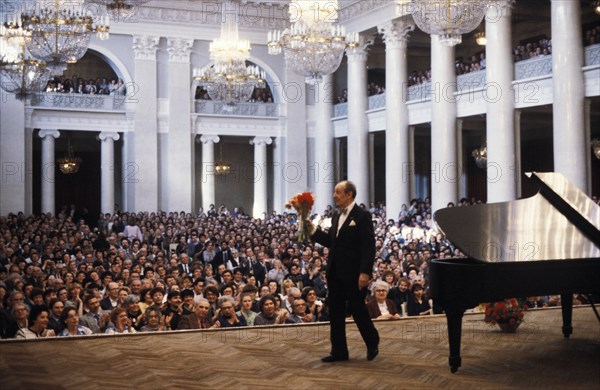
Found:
[1,307,598,389]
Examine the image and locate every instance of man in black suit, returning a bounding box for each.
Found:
[308,180,379,362]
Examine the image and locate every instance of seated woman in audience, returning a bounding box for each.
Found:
[65,283,84,316]
[58,306,93,336]
[139,308,166,332]
[254,294,287,326]
[236,292,258,326]
[301,286,323,322]
[387,277,410,316]
[407,283,432,316]
[16,305,56,339]
[105,307,136,334]
[367,281,401,320]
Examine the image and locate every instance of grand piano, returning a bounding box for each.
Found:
[430,172,600,373]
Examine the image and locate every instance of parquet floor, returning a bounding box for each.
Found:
[1,307,598,389]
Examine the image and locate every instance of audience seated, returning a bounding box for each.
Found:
[2,193,595,340]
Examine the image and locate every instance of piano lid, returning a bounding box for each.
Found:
[434,172,600,262]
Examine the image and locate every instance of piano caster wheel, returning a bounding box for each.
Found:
[451,366,459,374]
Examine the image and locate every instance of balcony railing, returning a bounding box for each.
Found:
[585,43,600,67]
[30,93,126,110]
[194,100,278,117]
[368,93,386,110]
[514,55,553,80]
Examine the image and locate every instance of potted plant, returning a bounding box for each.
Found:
[484,298,526,333]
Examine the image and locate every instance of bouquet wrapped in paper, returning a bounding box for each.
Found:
[285,192,315,243]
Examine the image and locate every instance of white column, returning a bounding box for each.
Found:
[132,35,160,212]
[408,125,415,199]
[314,74,336,215]
[167,37,194,212]
[199,135,219,212]
[514,110,522,198]
[39,129,60,215]
[250,136,272,219]
[584,99,592,194]
[379,20,414,221]
[0,94,26,215]
[551,0,587,191]
[346,36,371,205]
[99,132,120,215]
[486,0,516,203]
[430,35,458,214]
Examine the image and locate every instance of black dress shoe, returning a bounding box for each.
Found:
[367,348,379,361]
[321,355,349,363]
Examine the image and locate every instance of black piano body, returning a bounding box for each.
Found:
[430,172,600,373]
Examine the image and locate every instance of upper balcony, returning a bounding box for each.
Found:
[29,92,128,111]
[194,100,279,118]
[334,43,600,118]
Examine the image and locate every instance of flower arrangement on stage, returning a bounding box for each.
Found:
[484,298,525,331]
[285,192,315,243]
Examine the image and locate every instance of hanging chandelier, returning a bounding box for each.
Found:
[593,1,600,15]
[399,0,487,46]
[21,0,110,76]
[215,143,232,175]
[267,0,359,85]
[58,138,82,174]
[0,20,51,100]
[193,0,266,106]
[472,144,487,169]
[475,31,487,46]
[86,0,151,18]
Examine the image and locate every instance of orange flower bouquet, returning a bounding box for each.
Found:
[285,192,315,243]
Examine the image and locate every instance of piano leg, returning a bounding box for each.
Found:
[560,293,573,338]
[445,308,464,373]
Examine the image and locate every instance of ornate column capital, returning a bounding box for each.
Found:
[250,137,272,146]
[378,19,415,49]
[485,0,515,20]
[167,38,194,63]
[99,132,121,142]
[38,129,60,139]
[133,35,160,61]
[199,135,220,144]
[346,35,373,62]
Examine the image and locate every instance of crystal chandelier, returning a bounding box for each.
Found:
[193,0,266,106]
[268,0,359,85]
[58,138,82,174]
[472,144,487,169]
[399,0,487,46]
[21,0,110,76]
[86,0,151,18]
[215,143,232,175]
[0,20,51,100]
[593,1,600,15]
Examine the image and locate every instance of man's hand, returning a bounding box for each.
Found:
[302,218,316,236]
[358,273,370,290]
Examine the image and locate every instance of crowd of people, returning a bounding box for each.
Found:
[1,194,581,340]
[195,86,274,103]
[336,82,385,103]
[340,25,600,95]
[45,75,127,96]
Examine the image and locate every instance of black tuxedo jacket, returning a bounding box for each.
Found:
[312,204,375,282]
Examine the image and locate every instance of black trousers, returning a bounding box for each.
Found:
[328,278,379,357]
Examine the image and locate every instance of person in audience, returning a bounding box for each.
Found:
[178,298,217,329]
[236,292,258,326]
[254,294,288,326]
[58,306,93,336]
[106,307,136,334]
[15,305,56,339]
[139,308,166,332]
[367,281,401,320]
[407,283,431,316]
[215,296,247,327]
